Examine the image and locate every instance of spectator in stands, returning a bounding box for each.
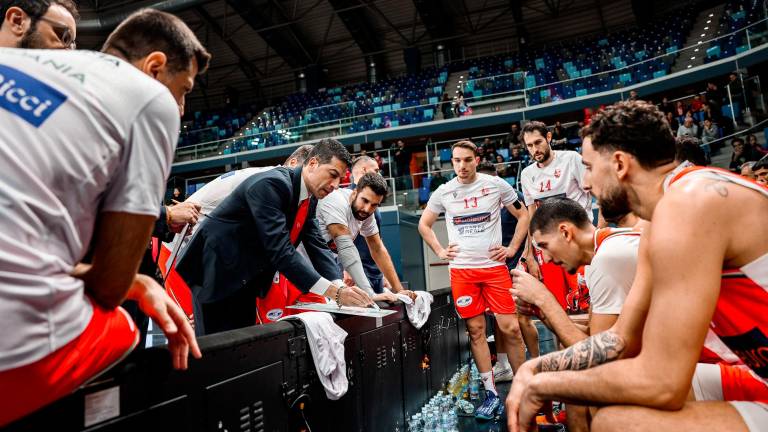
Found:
[0,0,77,49]
[176,140,373,335]
[429,170,448,192]
[705,81,723,123]
[753,157,768,185]
[393,140,411,189]
[676,116,698,138]
[676,136,709,166]
[509,147,529,165]
[507,123,522,149]
[628,90,639,101]
[729,137,761,172]
[171,187,185,203]
[701,118,719,144]
[660,96,674,115]
[552,121,566,142]
[690,95,703,112]
[740,161,756,180]
[746,134,767,155]
[440,93,453,120]
[0,9,210,425]
[701,102,714,121]
[675,100,687,120]
[374,152,384,171]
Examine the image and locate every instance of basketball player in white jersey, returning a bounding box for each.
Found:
[419,140,531,420]
[507,101,768,432]
[520,121,592,311]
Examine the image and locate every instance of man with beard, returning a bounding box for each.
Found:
[507,100,767,432]
[317,172,416,301]
[0,1,78,49]
[519,121,592,310]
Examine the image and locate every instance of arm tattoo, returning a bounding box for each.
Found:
[705,181,729,198]
[535,331,626,373]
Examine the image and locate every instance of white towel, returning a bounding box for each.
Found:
[282,312,349,400]
[397,291,433,329]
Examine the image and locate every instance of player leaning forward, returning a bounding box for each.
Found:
[419,140,531,419]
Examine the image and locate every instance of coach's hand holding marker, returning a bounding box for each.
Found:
[438,242,460,261]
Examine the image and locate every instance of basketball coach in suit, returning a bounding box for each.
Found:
[176,139,374,334]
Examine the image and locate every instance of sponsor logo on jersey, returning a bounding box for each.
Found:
[456,295,473,308]
[0,64,66,127]
[266,308,284,321]
[719,327,768,379]
[452,212,491,225]
[554,169,562,178]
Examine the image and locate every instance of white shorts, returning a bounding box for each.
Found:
[692,363,768,432]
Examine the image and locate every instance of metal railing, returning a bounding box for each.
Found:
[173,17,768,164]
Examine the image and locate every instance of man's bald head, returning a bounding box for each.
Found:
[351,155,379,184]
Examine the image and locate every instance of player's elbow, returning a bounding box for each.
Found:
[634,359,690,410]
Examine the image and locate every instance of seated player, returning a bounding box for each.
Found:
[316,173,417,302]
[0,9,210,425]
[511,198,644,432]
[507,100,767,432]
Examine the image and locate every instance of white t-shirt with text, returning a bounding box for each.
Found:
[426,173,519,268]
[0,49,178,370]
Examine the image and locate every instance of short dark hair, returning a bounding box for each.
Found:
[519,120,549,144]
[753,157,768,171]
[451,140,477,156]
[305,138,352,167]
[675,137,708,166]
[102,9,210,74]
[1,0,79,22]
[530,198,591,235]
[732,137,745,146]
[581,100,676,169]
[477,161,497,175]
[356,172,388,197]
[284,144,313,166]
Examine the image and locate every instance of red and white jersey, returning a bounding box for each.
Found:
[426,173,520,269]
[520,150,592,215]
[667,165,768,385]
[587,228,642,315]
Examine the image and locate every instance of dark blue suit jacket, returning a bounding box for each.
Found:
[176,166,340,333]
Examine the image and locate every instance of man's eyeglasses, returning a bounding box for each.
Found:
[37,16,76,49]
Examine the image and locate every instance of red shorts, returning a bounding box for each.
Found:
[721,364,768,402]
[255,273,327,324]
[0,299,139,426]
[450,265,516,319]
[535,249,569,310]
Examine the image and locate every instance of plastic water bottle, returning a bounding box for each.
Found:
[469,373,480,400]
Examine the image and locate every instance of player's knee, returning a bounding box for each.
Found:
[466,320,486,341]
[499,319,523,342]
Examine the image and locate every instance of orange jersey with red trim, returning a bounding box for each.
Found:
[668,166,768,385]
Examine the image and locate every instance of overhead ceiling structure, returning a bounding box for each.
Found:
[75,0,647,111]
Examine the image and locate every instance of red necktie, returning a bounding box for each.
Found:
[290,198,310,244]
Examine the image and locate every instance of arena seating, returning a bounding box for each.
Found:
[175,0,761,153]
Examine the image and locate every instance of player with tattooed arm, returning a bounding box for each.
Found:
[507,100,768,432]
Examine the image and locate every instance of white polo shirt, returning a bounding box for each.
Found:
[316,188,379,246]
[0,49,178,370]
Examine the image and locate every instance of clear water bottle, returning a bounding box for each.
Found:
[424,413,437,432]
[408,414,423,432]
[469,374,480,400]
